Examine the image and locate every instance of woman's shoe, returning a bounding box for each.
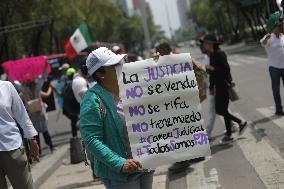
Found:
[219,135,234,145]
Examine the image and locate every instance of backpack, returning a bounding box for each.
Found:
[62,80,80,117]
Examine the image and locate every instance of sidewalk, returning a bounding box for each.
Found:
[39,154,169,189]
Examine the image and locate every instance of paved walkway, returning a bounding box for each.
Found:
[40,156,169,189]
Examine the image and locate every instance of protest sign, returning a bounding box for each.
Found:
[2,56,51,82]
[116,53,211,169]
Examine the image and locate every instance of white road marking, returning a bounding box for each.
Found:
[230,54,266,61]
[228,54,267,66]
[257,106,284,130]
[243,55,266,62]
[185,109,284,189]
[229,58,255,65]
[233,113,284,189]
[186,156,221,189]
[229,61,240,67]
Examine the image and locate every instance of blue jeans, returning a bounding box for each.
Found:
[269,66,284,112]
[102,171,154,189]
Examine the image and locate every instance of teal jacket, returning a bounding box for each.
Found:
[80,84,128,181]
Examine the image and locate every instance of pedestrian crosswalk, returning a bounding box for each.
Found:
[234,113,284,189]
[186,156,221,189]
[185,107,284,189]
[257,106,284,130]
[228,54,267,67]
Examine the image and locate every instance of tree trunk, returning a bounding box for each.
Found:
[31,28,43,56]
[249,9,261,39]
[49,20,53,54]
[241,9,257,40]
[225,1,239,40]
[256,7,266,34]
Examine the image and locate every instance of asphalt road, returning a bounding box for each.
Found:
[168,44,284,189]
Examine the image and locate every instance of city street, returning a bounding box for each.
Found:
[32,43,284,189]
[2,1,283,189]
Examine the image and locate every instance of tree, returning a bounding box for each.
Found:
[0,0,162,70]
[188,0,279,42]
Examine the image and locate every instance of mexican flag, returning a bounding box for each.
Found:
[64,22,93,59]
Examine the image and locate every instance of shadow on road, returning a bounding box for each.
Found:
[57,180,102,189]
[248,116,280,142]
[167,167,193,189]
[210,143,234,155]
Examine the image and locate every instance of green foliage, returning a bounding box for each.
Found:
[0,0,162,63]
[178,26,197,42]
[188,0,269,41]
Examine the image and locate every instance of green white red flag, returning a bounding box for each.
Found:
[64,22,93,59]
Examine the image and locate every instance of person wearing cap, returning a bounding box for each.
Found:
[58,63,70,72]
[0,80,39,189]
[72,57,89,103]
[198,38,239,140]
[201,34,247,144]
[71,58,100,180]
[260,11,284,116]
[80,47,154,189]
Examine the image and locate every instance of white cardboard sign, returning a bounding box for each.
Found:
[116,53,211,169]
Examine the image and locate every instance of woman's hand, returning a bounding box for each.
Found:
[261,34,271,46]
[122,159,142,173]
[29,139,40,162]
[205,64,214,71]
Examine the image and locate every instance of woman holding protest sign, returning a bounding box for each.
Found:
[80,47,154,189]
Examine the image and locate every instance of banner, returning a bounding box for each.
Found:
[2,56,51,82]
[117,53,211,169]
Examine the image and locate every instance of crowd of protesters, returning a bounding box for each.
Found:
[2,7,284,189]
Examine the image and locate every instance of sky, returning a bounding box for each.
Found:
[277,0,282,10]
[146,0,181,38]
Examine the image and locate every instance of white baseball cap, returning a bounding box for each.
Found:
[59,63,70,70]
[86,47,126,75]
[112,45,121,52]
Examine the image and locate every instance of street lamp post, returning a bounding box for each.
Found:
[165,1,174,42]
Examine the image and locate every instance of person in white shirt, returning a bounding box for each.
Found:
[71,58,99,180]
[260,11,284,116]
[0,80,39,189]
[72,57,97,103]
[72,70,88,103]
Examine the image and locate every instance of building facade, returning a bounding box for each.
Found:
[177,0,192,29]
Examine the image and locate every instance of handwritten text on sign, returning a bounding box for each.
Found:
[117,54,211,169]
